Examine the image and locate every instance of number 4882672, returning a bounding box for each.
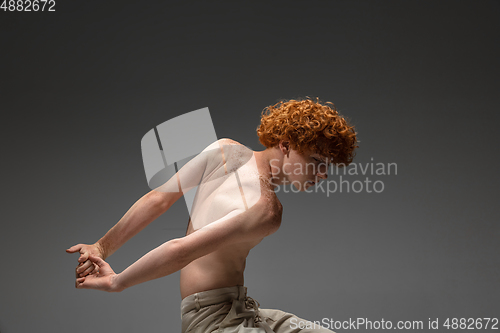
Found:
[1,0,56,11]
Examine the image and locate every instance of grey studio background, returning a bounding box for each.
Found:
[1,1,499,332]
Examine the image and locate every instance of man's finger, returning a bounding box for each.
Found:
[90,263,99,275]
[88,255,106,267]
[76,277,85,288]
[78,252,90,263]
[79,264,95,277]
[66,244,82,253]
[76,260,93,275]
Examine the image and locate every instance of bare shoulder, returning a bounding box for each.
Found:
[218,137,245,147]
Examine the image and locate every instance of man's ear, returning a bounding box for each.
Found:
[279,141,290,157]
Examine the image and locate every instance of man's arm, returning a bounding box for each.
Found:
[75,195,282,292]
[66,188,183,276]
[96,189,183,258]
[67,139,235,277]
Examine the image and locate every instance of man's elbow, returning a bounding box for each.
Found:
[147,189,180,212]
[166,238,192,269]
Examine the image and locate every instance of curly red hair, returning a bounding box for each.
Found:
[257,97,358,166]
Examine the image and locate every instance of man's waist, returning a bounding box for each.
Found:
[181,285,247,315]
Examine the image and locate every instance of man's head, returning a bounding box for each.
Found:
[257,97,358,191]
[257,97,358,165]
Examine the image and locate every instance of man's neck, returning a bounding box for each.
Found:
[254,147,284,188]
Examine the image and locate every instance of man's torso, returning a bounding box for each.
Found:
[180,139,280,298]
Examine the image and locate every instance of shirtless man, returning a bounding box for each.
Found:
[67,97,358,332]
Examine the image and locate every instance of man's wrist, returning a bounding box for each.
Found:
[111,273,126,293]
[94,241,108,260]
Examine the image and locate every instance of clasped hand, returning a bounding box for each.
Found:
[66,244,123,292]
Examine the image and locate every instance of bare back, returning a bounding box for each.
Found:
[179,139,279,298]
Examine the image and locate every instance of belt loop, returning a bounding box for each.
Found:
[194,294,201,311]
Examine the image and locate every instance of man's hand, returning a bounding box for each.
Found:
[66,243,105,279]
[75,256,123,292]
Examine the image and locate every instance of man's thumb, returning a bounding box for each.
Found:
[88,255,105,267]
[66,244,81,253]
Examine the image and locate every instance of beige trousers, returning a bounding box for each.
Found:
[181,286,334,333]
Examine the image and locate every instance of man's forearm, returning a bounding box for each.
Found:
[96,191,175,259]
[113,238,186,290]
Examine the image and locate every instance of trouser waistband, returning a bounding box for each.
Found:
[181,285,247,316]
